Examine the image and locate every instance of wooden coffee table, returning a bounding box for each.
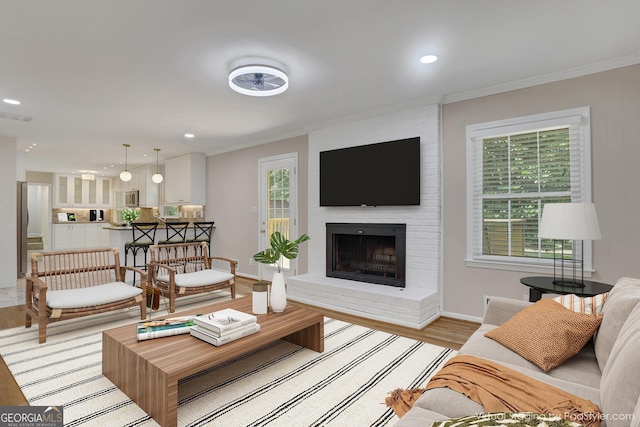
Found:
[102,297,324,427]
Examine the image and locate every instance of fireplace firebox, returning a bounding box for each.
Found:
[326,223,406,287]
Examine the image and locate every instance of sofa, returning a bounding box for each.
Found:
[395,277,640,427]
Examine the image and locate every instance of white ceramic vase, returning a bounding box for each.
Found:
[270,271,287,313]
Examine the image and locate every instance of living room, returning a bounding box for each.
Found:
[3,65,640,320]
[1,3,639,321]
[206,64,640,321]
[1,2,640,426]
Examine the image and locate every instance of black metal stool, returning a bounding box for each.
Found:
[158,222,190,271]
[124,222,158,285]
[189,221,215,256]
[158,222,190,245]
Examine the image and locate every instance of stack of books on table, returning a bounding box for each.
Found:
[137,316,199,341]
[190,308,260,346]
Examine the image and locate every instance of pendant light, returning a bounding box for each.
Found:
[119,144,132,182]
[151,148,163,183]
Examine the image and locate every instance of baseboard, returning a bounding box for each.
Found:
[439,311,483,324]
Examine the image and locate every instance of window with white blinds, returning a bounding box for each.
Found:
[466,107,592,272]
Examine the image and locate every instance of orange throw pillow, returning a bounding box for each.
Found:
[484,299,602,371]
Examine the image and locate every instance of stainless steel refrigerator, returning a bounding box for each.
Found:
[17,181,28,278]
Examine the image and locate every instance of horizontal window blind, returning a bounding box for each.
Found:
[466,107,590,269]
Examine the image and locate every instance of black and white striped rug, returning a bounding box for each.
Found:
[0,293,454,426]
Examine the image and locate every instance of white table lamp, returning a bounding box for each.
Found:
[538,203,601,287]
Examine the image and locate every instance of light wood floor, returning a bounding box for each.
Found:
[0,276,479,406]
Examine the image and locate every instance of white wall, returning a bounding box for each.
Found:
[306,104,441,290]
[442,64,640,318]
[206,135,309,278]
[1,135,18,288]
[286,104,441,327]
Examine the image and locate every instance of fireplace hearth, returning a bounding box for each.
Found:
[326,223,406,287]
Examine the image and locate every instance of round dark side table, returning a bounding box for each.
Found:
[520,276,613,302]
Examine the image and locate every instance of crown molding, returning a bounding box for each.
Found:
[442,52,640,105]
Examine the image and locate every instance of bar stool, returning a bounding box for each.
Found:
[189,221,215,256]
[124,222,158,285]
[157,221,190,273]
[158,222,190,245]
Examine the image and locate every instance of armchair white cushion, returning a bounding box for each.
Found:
[157,269,234,288]
[44,282,143,309]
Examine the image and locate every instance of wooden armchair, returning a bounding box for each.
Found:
[26,248,147,343]
[148,241,237,313]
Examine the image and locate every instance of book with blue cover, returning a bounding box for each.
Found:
[136,316,199,341]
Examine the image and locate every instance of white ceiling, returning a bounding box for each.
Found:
[2,0,639,176]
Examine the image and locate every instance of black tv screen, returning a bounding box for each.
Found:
[319,137,420,206]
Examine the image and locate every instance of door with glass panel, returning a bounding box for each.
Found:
[258,153,299,281]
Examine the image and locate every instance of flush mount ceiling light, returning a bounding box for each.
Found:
[120,144,132,182]
[3,98,21,105]
[420,55,438,64]
[229,65,289,97]
[152,148,163,184]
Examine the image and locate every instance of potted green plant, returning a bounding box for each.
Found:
[121,208,140,226]
[253,231,310,312]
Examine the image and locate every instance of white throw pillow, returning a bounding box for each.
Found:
[552,292,608,315]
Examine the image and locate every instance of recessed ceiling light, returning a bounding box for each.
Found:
[419,55,438,64]
[3,98,21,105]
[229,65,289,97]
[184,133,195,139]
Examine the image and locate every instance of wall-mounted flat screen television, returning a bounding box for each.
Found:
[319,136,420,207]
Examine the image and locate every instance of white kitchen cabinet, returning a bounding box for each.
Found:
[113,189,124,209]
[53,174,112,208]
[79,177,112,207]
[98,178,112,207]
[85,224,110,248]
[52,224,70,249]
[52,223,86,250]
[128,165,160,207]
[53,175,73,207]
[72,176,85,205]
[53,223,110,250]
[69,225,86,249]
[164,153,206,205]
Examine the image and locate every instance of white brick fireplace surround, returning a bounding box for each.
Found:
[288,104,441,329]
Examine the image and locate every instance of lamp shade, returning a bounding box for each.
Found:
[151,148,163,183]
[120,143,132,182]
[538,203,601,240]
